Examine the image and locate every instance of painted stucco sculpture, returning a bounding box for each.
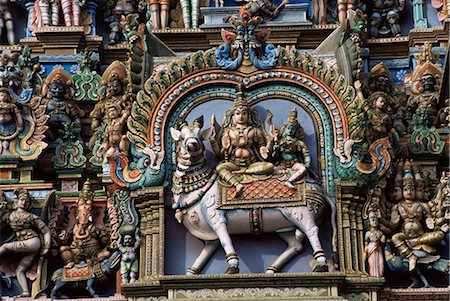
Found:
[90,61,131,168]
[370,0,405,37]
[0,0,17,45]
[0,189,51,297]
[42,67,84,140]
[170,118,337,274]
[0,52,48,160]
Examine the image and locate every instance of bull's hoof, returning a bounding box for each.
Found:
[225,266,239,274]
[313,264,329,272]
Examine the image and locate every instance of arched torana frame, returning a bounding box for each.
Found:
[127,50,365,195]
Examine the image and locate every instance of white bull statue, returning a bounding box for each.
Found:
[170,118,337,274]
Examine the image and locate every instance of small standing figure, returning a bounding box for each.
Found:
[0,88,23,155]
[0,189,51,297]
[271,107,311,188]
[103,103,130,162]
[366,92,392,142]
[364,210,386,277]
[0,0,16,45]
[118,227,141,284]
[370,0,405,37]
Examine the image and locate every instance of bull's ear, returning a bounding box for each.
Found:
[170,127,181,141]
[200,127,212,141]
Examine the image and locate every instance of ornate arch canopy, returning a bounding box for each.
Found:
[112,13,366,195]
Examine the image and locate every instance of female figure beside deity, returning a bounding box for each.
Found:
[0,189,51,297]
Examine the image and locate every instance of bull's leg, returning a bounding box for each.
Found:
[285,211,328,272]
[266,228,305,273]
[86,278,98,297]
[214,223,239,274]
[187,240,220,275]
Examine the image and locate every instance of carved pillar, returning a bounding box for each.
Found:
[134,187,165,279]
[412,0,428,28]
[87,0,99,35]
[25,1,35,38]
[335,180,366,275]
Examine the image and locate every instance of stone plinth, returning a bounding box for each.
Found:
[200,4,312,29]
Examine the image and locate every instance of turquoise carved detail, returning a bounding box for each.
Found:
[52,121,86,168]
[408,106,444,155]
[73,50,101,102]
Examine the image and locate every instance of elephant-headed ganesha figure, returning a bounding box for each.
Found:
[59,181,111,268]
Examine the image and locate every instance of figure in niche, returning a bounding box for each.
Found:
[41,67,84,140]
[105,0,138,43]
[102,103,130,162]
[59,181,111,268]
[117,227,140,284]
[89,61,131,165]
[392,109,406,137]
[370,0,405,37]
[270,107,312,188]
[366,92,393,141]
[210,86,273,197]
[0,89,23,154]
[240,0,289,21]
[0,189,51,297]
[390,161,444,271]
[407,72,441,126]
[0,0,16,45]
[365,209,385,277]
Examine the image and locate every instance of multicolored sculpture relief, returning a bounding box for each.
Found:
[240,0,288,21]
[105,0,138,43]
[171,99,337,274]
[118,227,140,284]
[216,11,278,72]
[42,67,84,140]
[364,208,385,277]
[370,0,405,37]
[365,161,449,287]
[73,50,101,102]
[0,52,48,160]
[59,181,111,268]
[0,189,51,297]
[89,61,131,167]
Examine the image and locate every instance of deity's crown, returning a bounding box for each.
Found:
[412,163,424,186]
[78,180,94,206]
[289,107,298,121]
[14,188,29,200]
[402,160,415,186]
[233,85,249,109]
[394,161,404,187]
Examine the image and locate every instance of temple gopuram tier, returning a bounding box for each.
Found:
[0,1,448,300]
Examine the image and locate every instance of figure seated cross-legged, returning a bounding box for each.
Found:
[390,161,444,271]
[271,107,311,188]
[212,86,274,197]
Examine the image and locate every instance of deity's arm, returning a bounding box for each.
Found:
[13,105,23,131]
[33,214,51,255]
[254,128,269,159]
[220,129,231,160]
[390,204,400,228]
[297,140,311,168]
[422,202,435,230]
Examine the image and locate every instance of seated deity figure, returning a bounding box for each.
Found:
[0,189,51,297]
[0,88,23,154]
[272,107,311,188]
[59,181,111,268]
[390,161,444,271]
[213,87,273,197]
